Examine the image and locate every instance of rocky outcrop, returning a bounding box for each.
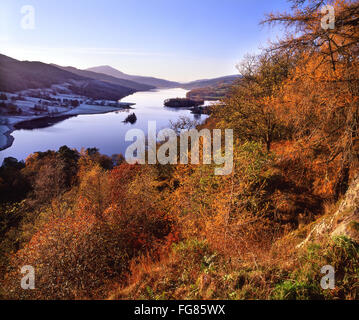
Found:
[298,175,359,247]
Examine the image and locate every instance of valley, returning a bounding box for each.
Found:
[0,53,237,156]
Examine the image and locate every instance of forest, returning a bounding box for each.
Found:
[0,0,359,300]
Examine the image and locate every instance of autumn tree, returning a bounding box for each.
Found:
[0,157,29,203]
[264,0,359,198]
[78,164,110,218]
[33,159,66,203]
[1,163,173,300]
[215,51,295,152]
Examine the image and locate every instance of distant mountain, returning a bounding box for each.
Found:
[86,65,180,88]
[86,65,240,90]
[182,75,241,90]
[0,54,139,100]
[0,54,85,92]
[0,53,240,101]
[54,65,155,91]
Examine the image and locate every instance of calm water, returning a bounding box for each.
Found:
[0,88,208,162]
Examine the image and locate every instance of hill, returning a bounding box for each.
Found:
[86,65,240,91]
[86,65,180,88]
[0,54,137,100]
[182,75,240,89]
[0,54,85,92]
[54,65,155,91]
[186,82,236,101]
[185,75,241,101]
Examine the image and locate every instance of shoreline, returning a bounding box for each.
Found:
[0,102,135,153]
[0,124,15,152]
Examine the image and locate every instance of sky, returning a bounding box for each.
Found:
[0,0,292,82]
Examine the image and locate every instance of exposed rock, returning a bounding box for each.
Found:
[298,175,359,247]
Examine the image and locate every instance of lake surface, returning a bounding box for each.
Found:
[0,88,209,163]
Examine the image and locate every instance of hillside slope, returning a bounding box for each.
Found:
[0,54,86,92]
[110,171,359,300]
[182,75,240,89]
[0,54,137,100]
[86,65,180,88]
[55,65,155,91]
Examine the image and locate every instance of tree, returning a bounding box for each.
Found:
[264,0,359,198]
[58,145,80,186]
[1,163,173,300]
[2,157,24,170]
[78,164,109,218]
[216,51,295,152]
[71,99,80,108]
[0,158,29,203]
[263,0,359,72]
[33,159,66,203]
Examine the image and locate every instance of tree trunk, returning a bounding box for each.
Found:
[334,161,350,201]
[266,140,271,153]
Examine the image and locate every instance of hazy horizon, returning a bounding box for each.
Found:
[0,0,290,82]
[0,52,238,83]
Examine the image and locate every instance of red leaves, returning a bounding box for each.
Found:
[108,163,141,203]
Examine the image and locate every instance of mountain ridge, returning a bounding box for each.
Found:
[86,65,180,88]
[0,54,138,100]
[182,75,241,89]
[53,64,155,91]
[0,53,240,99]
[87,65,240,90]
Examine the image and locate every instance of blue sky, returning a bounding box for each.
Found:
[0,0,291,81]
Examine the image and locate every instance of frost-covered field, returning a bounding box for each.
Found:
[0,133,7,149]
[64,104,123,115]
[0,125,8,134]
[0,90,134,150]
[0,125,11,151]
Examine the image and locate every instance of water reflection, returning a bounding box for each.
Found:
[0,88,208,162]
